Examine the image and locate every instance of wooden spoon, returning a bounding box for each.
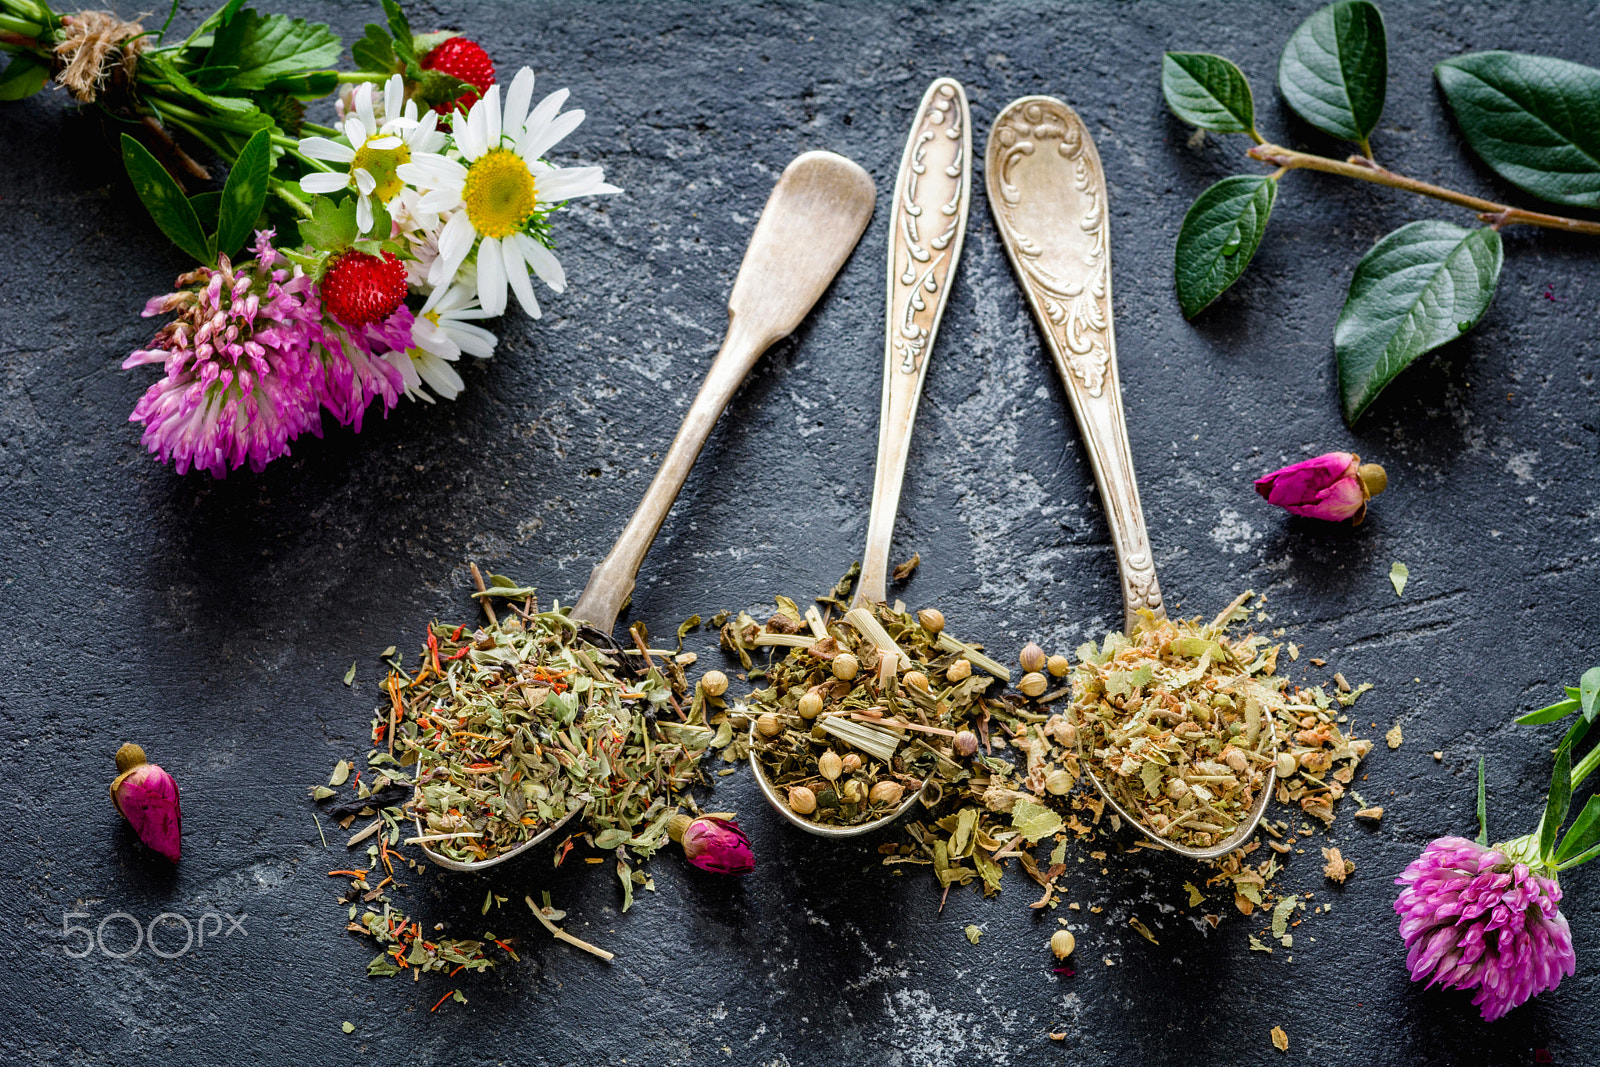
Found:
[985,97,1274,860]
[420,151,877,872]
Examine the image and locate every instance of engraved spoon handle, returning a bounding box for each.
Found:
[573,151,877,633]
[854,78,972,607]
[984,97,1165,635]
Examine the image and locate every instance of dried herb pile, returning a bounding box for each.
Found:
[365,579,713,865]
[311,576,731,978]
[731,568,1019,831]
[1068,594,1285,850]
[729,575,1379,937]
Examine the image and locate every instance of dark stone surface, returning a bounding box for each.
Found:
[2,2,1598,1064]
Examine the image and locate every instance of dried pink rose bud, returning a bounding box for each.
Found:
[110,743,182,862]
[1254,451,1387,524]
[669,813,754,875]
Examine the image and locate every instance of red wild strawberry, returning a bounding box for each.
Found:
[420,36,496,116]
[320,251,408,326]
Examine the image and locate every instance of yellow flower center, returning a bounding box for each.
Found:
[351,139,412,203]
[461,148,537,240]
[423,310,442,327]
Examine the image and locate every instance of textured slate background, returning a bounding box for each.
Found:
[2,2,1598,1064]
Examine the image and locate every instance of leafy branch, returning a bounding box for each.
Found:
[1164,0,1600,424]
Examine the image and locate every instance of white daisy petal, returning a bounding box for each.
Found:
[519,109,585,163]
[353,168,377,196]
[514,235,567,292]
[483,83,502,145]
[300,171,351,194]
[297,136,356,163]
[384,74,403,121]
[366,135,404,151]
[356,194,374,234]
[533,166,616,203]
[519,88,570,152]
[410,315,460,359]
[400,153,469,184]
[414,350,465,399]
[344,115,367,147]
[477,236,507,315]
[356,83,377,137]
[418,188,464,214]
[503,67,536,144]
[443,319,498,358]
[503,239,541,318]
[433,212,476,286]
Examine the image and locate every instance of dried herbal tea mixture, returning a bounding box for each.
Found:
[363,578,714,865]
[1068,594,1284,850]
[729,565,1018,831]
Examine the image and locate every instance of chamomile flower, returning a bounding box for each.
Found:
[297,75,446,234]
[398,67,619,318]
[398,284,499,403]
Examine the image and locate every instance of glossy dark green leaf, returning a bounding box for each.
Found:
[1162,52,1256,135]
[1556,794,1600,864]
[1540,744,1572,861]
[216,128,272,259]
[1278,0,1387,144]
[1174,175,1277,318]
[0,54,49,101]
[1335,221,1502,423]
[1436,52,1600,209]
[120,134,214,264]
[1517,697,1580,725]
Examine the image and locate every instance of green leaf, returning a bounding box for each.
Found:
[298,195,360,253]
[1174,175,1277,318]
[1581,666,1600,722]
[208,8,341,92]
[216,127,272,258]
[1010,798,1064,843]
[1556,794,1600,864]
[120,134,214,264]
[1540,744,1572,861]
[1475,757,1488,846]
[1517,697,1580,726]
[190,191,223,233]
[1163,52,1256,135]
[1277,0,1387,145]
[0,54,49,101]
[1334,221,1502,423]
[1389,561,1409,597]
[350,24,397,72]
[380,0,418,72]
[1436,52,1600,209]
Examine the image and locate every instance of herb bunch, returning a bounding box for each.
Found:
[1163,0,1600,423]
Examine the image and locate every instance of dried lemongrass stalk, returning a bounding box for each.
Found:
[936,633,1012,681]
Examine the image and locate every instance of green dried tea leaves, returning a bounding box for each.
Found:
[1389,561,1410,597]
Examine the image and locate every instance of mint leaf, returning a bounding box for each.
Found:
[216,128,272,258]
[1335,221,1502,423]
[1163,53,1256,135]
[1436,52,1600,209]
[121,134,214,264]
[1174,175,1277,318]
[1277,0,1387,145]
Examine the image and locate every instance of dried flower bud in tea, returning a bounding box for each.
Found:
[1020,642,1047,674]
[700,670,729,697]
[947,658,973,682]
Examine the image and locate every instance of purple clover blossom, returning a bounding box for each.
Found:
[314,302,416,432]
[124,231,323,477]
[1395,836,1576,1021]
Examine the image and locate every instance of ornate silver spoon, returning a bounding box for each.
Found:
[985,97,1274,860]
